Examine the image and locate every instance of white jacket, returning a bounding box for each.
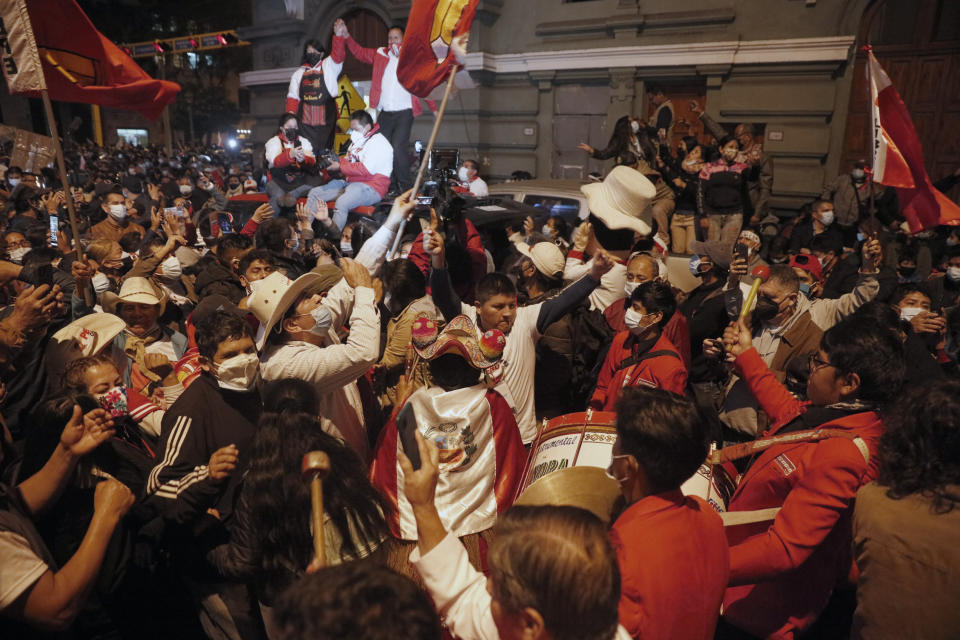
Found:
[286,58,342,108]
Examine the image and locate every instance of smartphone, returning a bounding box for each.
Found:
[164,206,183,218]
[417,195,434,206]
[49,215,58,247]
[735,243,748,262]
[396,403,421,470]
[218,213,232,234]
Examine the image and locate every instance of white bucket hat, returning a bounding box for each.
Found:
[580,165,657,236]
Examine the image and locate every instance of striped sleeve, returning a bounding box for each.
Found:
[146,415,219,522]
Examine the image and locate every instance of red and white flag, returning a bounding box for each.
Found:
[397,0,479,98]
[0,0,47,93]
[868,48,960,231]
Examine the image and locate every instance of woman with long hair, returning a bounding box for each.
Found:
[208,378,391,638]
[665,136,706,251]
[578,115,657,168]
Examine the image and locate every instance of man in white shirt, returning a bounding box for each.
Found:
[306,110,393,235]
[249,261,379,459]
[458,160,488,197]
[428,228,613,443]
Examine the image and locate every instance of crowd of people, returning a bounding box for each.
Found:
[1,28,959,640]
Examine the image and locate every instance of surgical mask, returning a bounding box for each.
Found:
[179,184,193,195]
[214,352,260,391]
[947,266,960,283]
[899,307,924,323]
[349,129,365,146]
[306,305,333,336]
[688,256,704,277]
[458,167,470,182]
[856,232,866,243]
[96,386,129,418]
[8,246,29,263]
[542,224,553,237]
[305,52,322,66]
[7,177,19,188]
[127,168,137,175]
[92,272,112,294]
[852,168,866,183]
[818,209,835,226]
[390,44,400,57]
[108,203,126,221]
[340,240,354,256]
[624,307,653,335]
[798,282,812,299]
[898,266,916,278]
[624,281,640,297]
[630,120,640,134]
[160,255,182,280]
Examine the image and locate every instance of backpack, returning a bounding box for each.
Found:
[567,302,616,409]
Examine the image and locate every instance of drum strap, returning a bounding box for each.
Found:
[713,428,870,527]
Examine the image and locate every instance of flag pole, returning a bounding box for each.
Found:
[387,64,459,260]
[863,45,877,225]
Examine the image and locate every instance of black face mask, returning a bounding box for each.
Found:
[284,127,298,141]
[228,182,240,190]
[305,52,322,66]
[753,295,780,324]
[899,266,916,277]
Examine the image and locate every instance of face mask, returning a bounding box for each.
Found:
[8,246,29,263]
[947,266,960,283]
[899,306,924,323]
[349,129,365,146]
[458,167,470,182]
[630,120,640,134]
[688,256,704,277]
[541,225,553,237]
[723,147,738,161]
[899,266,916,278]
[7,178,19,188]
[624,307,653,335]
[818,209,835,226]
[340,240,354,256]
[856,232,866,243]
[390,44,400,56]
[160,255,182,280]
[948,236,960,247]
[288,235,299,252]
[96,386,129,418]
[92,272,112,294]
[128,168,137,175]
[307,305,333,336]
[305,52,322,66]
[228,182,241,192]
[179,184,193,195]
[108,203,126,221]
[624,281,640,297]
[754,295,780,324]
[851,168,866,182]
[818,255,832,269]
[215,352,260,391]
[284,127,298,141]
[798,282,812,299]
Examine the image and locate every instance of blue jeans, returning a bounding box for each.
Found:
[265,181,313,218]
[306,180,382,230]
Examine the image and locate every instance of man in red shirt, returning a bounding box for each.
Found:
[608,387,729,640]
[717,316,907,639]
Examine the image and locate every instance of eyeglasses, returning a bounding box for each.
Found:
[6,240,30,250]
[808,354,834,372]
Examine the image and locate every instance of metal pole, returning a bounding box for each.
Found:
[387,65,459,260]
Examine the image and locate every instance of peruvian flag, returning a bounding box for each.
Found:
[397,0,480,98]
[2,0,179,120]
[868,48,960,231]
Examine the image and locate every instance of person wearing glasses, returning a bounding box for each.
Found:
[715,315,906,640]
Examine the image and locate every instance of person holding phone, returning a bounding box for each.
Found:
[265,114,319,217]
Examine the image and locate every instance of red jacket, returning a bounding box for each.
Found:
[722,348,884,639]
[611,490,729,640]
[590,331,687,411]
[345,38,432,116]
[604,302,692,371]
[409,218,487,304]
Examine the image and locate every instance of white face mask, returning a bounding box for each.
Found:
[630,120,640,134]
[390,43,400,57]
[7,178,19,188]
[899,306,925,323]
[947,266,960,283]
[624,281,640,297]
[7,246,29,263]
[349,129,365,146]
[179,184,193,195]
[340,240,354,256]
[541,224,553,237]
[818,209,835,226]
[214,352,260,391]
[306,305,333,336]
[92,272,112,294]
[108,204,127,221]
[160,255,182,280]
[624,307,654,335]
[722,147,739,161]
[458,167,470,182]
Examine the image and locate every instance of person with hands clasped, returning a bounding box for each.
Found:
[714,314,907,640]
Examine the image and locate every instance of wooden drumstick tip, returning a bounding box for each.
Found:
[301,451,331,479]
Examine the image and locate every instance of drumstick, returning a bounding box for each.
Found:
[301,451,331,567]
[739,265,770,320]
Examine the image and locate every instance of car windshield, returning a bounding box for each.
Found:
[523,195,580,218]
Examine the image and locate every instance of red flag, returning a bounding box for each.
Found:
[868,48,960,231]
[397,0,479,98]
[12,0,179,120]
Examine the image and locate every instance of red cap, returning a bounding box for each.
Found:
[789,254,823,282]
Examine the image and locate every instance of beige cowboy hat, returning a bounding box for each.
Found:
[514,241,565,279]
[580,165,657,236]
[44,313,126,387]
[246,271,328,350]
[101,277,167,315]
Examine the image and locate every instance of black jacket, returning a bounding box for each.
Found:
[194,255,247,305]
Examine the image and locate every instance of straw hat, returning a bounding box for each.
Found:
[580,165,656,235]
[246,271,326,349]
[515,242,565,279]
[411,315,506,370]
[101,277,166,315]
[44,313,126,386]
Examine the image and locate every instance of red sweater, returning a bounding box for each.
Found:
[611,489,729,640]
[345,38,433,116]
[722,348,885,639]
[604,302,692,371]
[590,331,687,411]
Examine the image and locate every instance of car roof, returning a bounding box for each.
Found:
[488,179,589,198]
